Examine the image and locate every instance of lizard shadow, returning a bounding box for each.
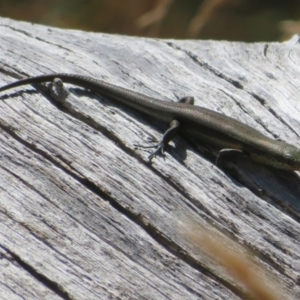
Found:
[216,150,300,222]
[171,136,300,223]
[171,133,300,223]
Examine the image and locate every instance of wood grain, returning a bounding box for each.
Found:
[0,17,299,299]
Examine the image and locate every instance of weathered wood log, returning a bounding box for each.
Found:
[0,17,299,299]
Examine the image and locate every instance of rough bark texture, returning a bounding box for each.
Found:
[0,17,300,299]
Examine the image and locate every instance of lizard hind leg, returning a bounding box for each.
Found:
[216,148,247,166]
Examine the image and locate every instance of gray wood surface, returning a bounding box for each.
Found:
[0,17,300,299]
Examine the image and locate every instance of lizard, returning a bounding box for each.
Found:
[0,73,300,171]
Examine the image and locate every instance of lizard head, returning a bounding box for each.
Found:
[277,143,300,171]
[250,142,300,171]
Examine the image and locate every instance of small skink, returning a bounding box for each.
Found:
[0,73,300,171]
